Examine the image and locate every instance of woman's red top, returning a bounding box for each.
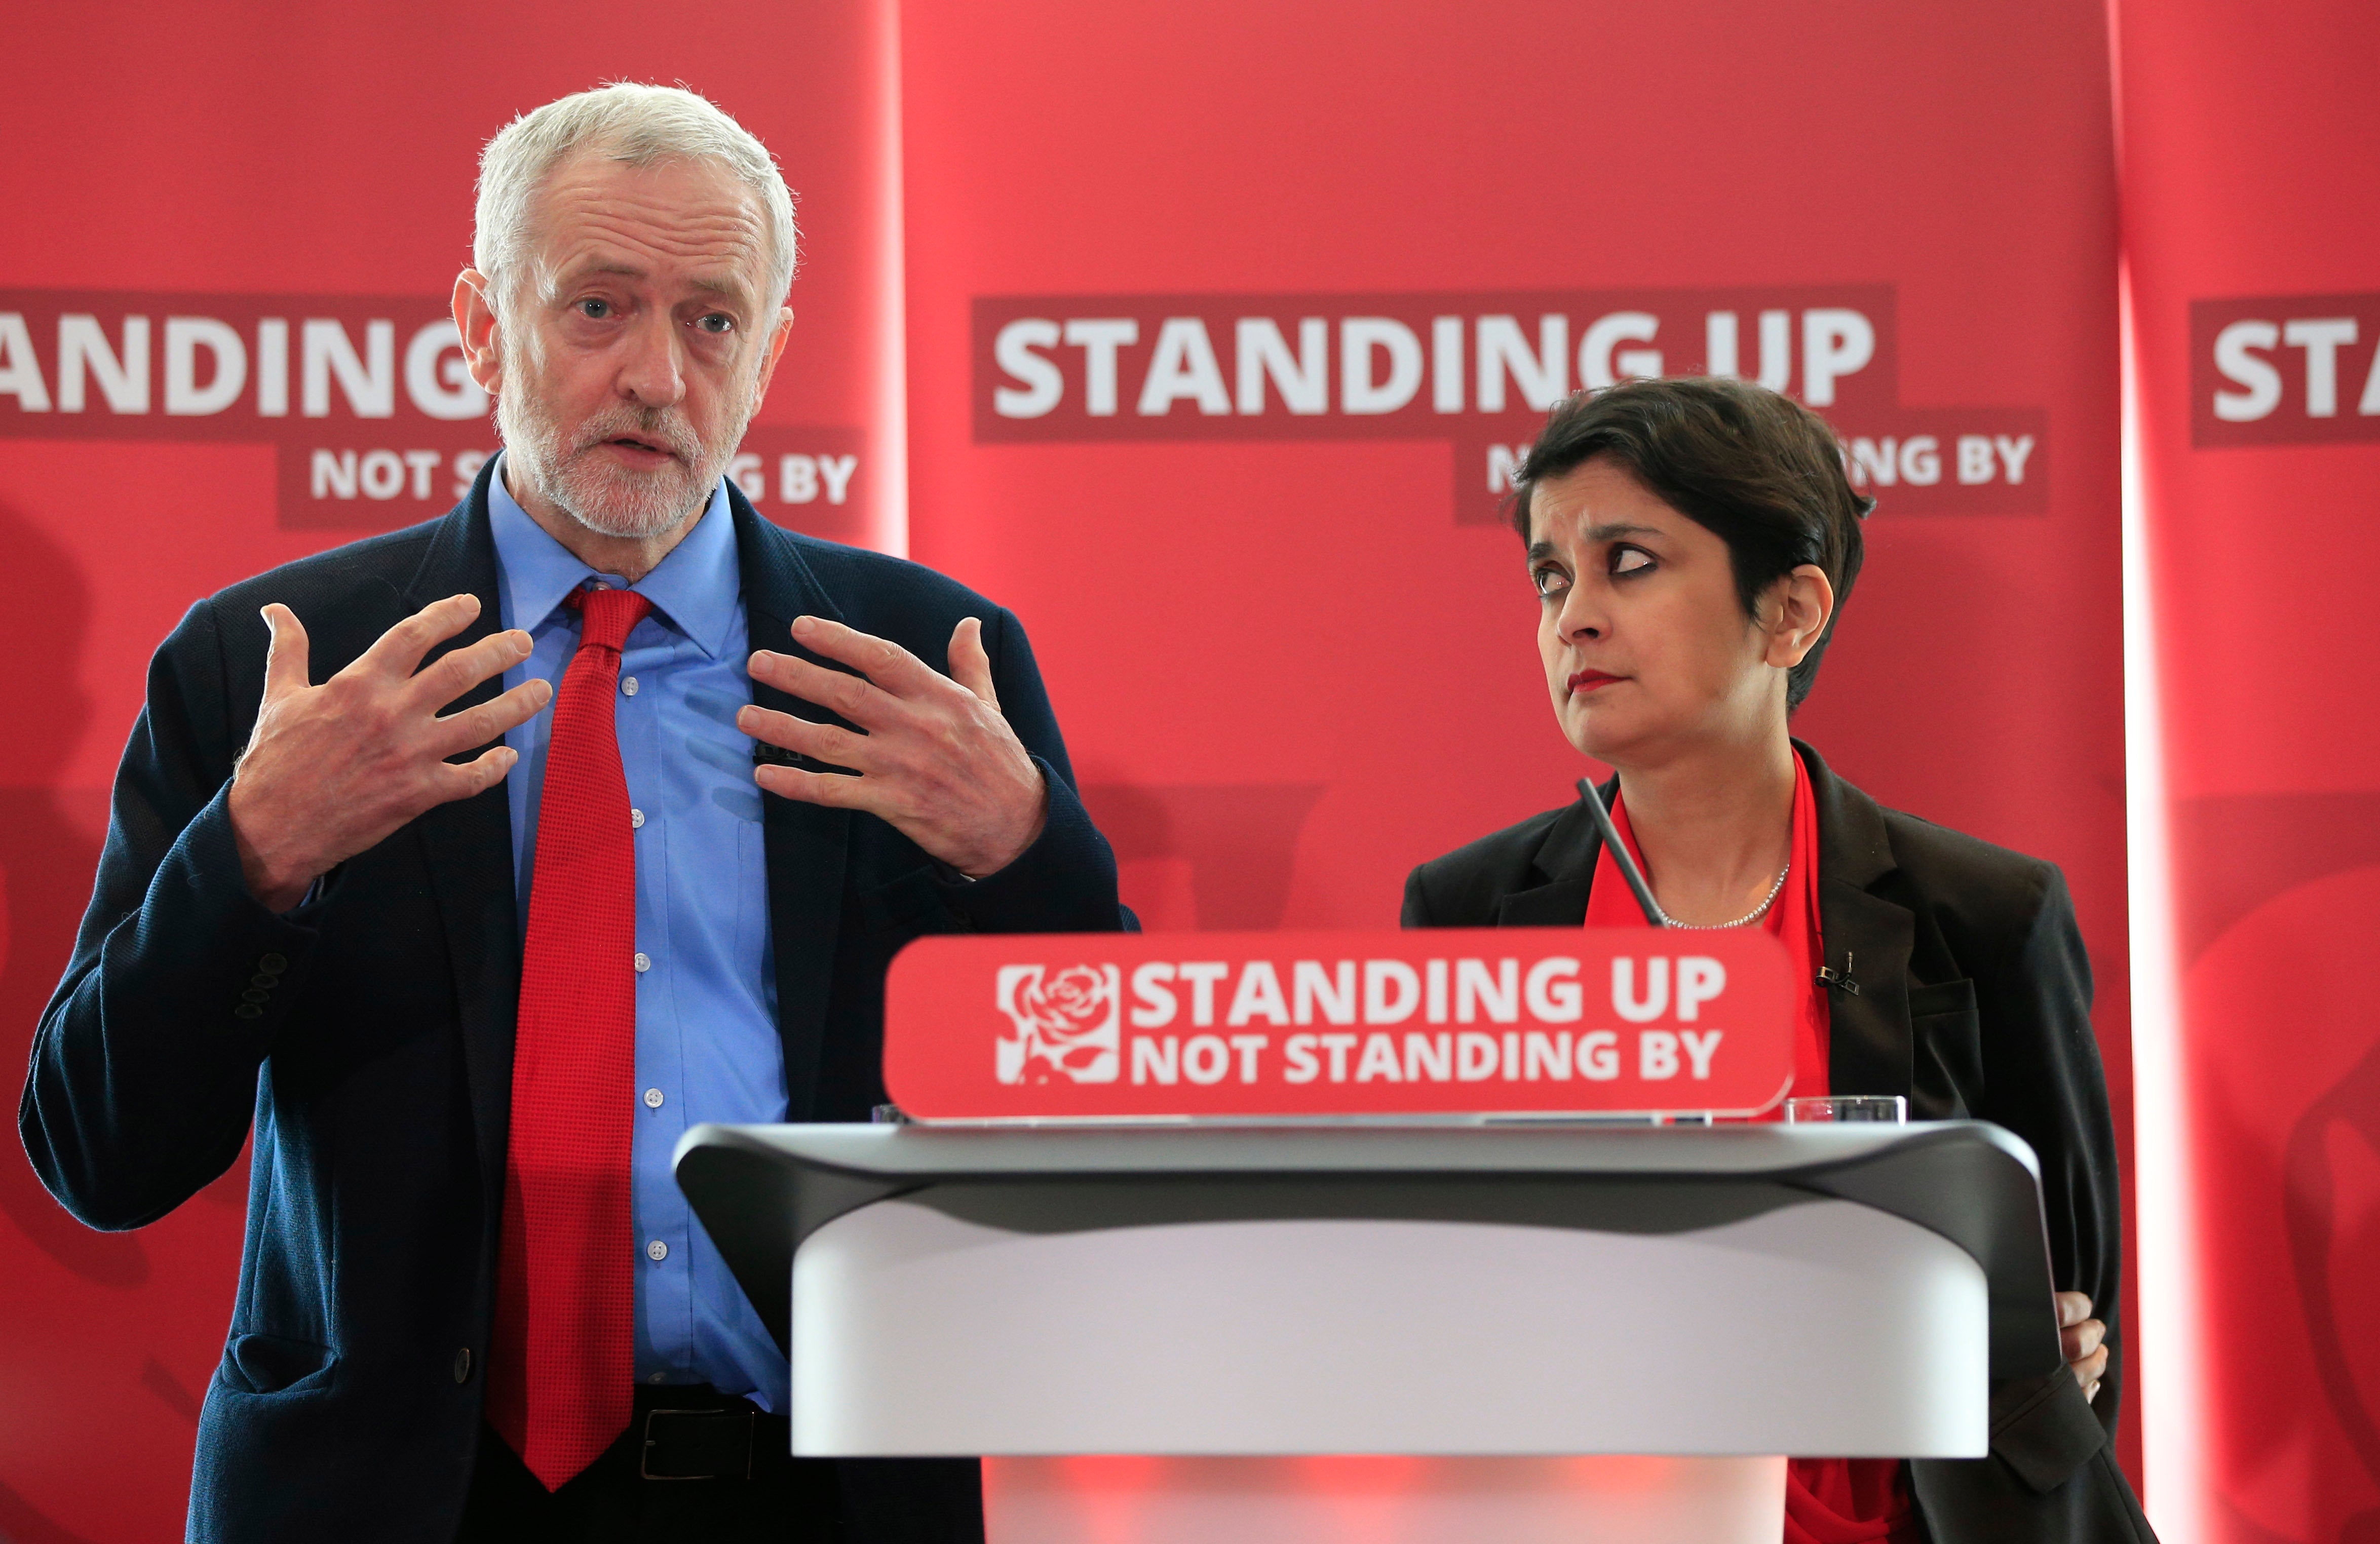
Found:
[1582,751,1924,1543]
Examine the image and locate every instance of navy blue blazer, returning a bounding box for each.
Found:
[19,460,1126,1542]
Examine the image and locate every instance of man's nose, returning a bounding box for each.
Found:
[617,313,687,406]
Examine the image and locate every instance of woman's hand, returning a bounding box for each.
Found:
[2057,1291,2108,1403]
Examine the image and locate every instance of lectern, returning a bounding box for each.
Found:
[674,1119,2063,1543]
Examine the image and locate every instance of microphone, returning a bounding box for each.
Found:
[1575,777,1667,928]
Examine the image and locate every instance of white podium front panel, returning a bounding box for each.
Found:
[790,1194,1986,1457]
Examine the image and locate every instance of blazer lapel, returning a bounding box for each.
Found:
[1798,741,1917,1101]
[1495,784,1605,927]
[1818,882,1915,1098]
[731,490,853,1120]
[402,461,520,1215]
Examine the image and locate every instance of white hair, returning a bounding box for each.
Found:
[473,82,799,312]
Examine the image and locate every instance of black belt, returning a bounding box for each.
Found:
[636,1390,789,1481]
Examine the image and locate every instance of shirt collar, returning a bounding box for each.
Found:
[487,453,741,659]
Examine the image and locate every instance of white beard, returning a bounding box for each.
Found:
[496,345,758,541]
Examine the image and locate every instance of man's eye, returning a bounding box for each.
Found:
[578,299,611,319]
[695,314,734,334]
[1612,547,1655,575]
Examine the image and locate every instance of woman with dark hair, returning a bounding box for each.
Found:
[1402,378,2153,1543]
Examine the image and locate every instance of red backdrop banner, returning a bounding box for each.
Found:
[2119,0,2380,1538]
[2,0,2142,1535]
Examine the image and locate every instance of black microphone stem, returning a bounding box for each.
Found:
[1576,777,1668,929]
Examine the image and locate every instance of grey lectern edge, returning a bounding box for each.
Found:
[671,1120,2064,1387]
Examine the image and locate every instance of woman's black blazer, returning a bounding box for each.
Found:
[1402,741,2156,1544]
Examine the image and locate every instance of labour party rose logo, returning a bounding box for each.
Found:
[994,963,1121,1084]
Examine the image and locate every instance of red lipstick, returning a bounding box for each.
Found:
[1568,670,1624,694]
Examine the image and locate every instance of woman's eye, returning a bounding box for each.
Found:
[1611,547,1655,576]
[1532,567,1570,599]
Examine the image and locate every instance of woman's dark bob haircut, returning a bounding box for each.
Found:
[1509,376,1872,712]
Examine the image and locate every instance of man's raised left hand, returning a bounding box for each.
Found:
[740,615,1048,878]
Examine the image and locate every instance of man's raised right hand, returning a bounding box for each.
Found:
[227,595,552,912]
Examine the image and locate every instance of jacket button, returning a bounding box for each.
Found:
[234,1004,264,1020]
[241,988,271,1004]
[258,953,289,975]
[251,974,279,990]
[452,1347,472,1383]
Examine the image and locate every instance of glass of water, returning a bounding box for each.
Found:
[1783,1095,1907,1124]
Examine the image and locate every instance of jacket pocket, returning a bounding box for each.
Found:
[1907,978,1977,1019]
[218,1332,337,1396]
[1908,977,1983,1120]
[1987,1365,2109,1493]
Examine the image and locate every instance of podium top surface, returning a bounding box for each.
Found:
[678,1118,2035,1180]
[675,1120,2062,1384]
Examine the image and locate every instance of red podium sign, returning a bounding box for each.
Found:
[884,928,1796,1121]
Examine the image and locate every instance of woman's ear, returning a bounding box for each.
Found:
[1767,563,1837,669]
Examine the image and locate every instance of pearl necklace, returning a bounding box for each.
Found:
[1650,862,1791,930]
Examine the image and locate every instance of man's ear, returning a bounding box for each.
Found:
[1768,563,1837,669]
[751,306,796,404]
[452,269,505,397]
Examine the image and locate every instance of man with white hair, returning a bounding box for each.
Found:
[21,84,1125,1542]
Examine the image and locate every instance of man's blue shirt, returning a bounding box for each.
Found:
[489,459,788,1410]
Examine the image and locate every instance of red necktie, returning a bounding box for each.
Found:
[489,584,652,1489]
